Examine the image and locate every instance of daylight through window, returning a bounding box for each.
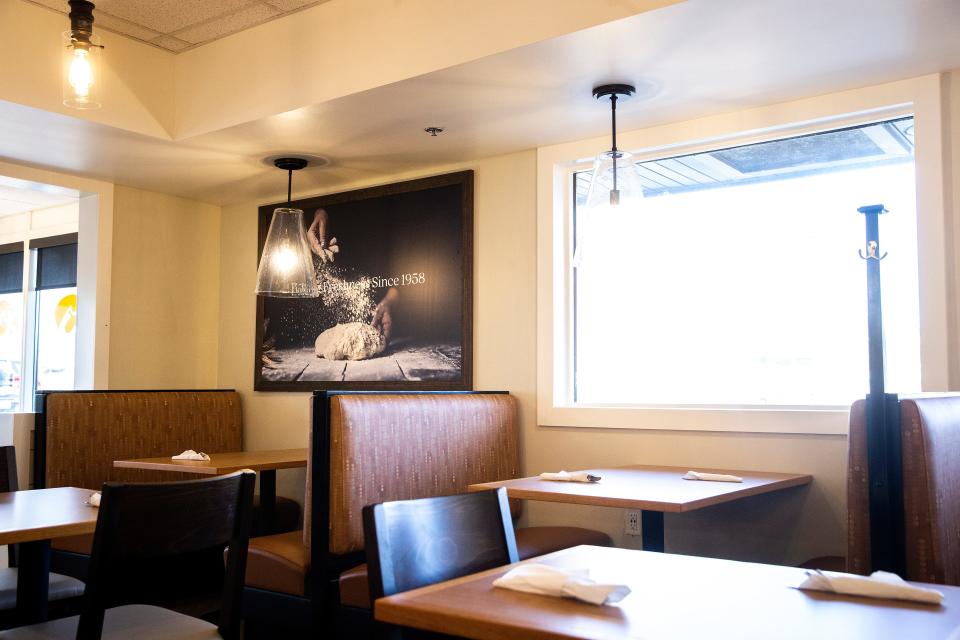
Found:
[572,117,920,407]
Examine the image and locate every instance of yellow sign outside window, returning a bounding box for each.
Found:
[55,294,77,333]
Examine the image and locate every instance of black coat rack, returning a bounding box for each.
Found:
[857,203,905,575]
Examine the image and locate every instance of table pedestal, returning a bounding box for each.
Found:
[16,540,51,624]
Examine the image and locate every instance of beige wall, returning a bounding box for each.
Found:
[108,186,220,388]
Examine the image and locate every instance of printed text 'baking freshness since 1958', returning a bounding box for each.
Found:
[370,273,426,288]
[318,272,427,296]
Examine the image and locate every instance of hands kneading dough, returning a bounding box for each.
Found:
[307,208,340,262]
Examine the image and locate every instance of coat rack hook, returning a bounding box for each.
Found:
[859,240,887,261]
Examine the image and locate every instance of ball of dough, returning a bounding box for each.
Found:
[315,322,386,360]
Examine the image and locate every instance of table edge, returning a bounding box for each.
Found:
[468,471,813,512]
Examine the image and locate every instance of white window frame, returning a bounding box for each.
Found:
[0,161,115,396]
[0,211,80,411]
[536,74,951,435]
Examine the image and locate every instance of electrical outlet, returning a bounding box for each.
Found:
[624,510,642,536]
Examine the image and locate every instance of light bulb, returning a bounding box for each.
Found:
[271,246,297,274]
[68,48,93,98]
[62,30,101,110]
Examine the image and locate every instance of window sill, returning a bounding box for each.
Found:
[538,403,849,435]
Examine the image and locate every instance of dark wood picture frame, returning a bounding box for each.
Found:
[253,170,473,392]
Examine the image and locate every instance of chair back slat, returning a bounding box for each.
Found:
[363,488,518,601]
[99,479,244,557]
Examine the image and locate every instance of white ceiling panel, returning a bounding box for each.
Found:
[92,0,259,35]
[20,0,331,52]
[175,4,280,45]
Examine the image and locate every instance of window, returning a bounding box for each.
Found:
[0,248,24,412]
[0,234,78,410]
[33,240,78,392]
[571,117,919,408]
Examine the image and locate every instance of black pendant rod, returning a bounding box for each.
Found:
[610,94,619,194]
[592,84,635,206]
[274,157,308,205]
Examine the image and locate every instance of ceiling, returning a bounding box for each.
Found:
[24,0,329,52]
[0,176,79,216]
[2,0,960,206]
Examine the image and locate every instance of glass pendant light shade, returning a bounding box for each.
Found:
[255,207,319,297]
[62,1,102,110]
[576,83,643,267]
[62,31,102,109]
[584,150,645,211]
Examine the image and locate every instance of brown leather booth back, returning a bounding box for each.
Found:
[847,395,960,585]
[39,391,242,491]
[846,399,871,576]
[306,393,519,555]
[901,397,960,585]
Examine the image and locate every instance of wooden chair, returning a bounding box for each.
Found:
[364,489,518,638]
[0,470,255,639]
[0,446,85,628]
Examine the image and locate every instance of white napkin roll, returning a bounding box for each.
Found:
[798,570,944,605]
[87,491,101,507]
[172,450,211,461]
[493,564,631,606]
[539,471,594,483]
[683,470,743,483]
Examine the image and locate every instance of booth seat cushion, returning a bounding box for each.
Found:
[337,525,614,609]
[0,604,219,639]
[54,496,301,558]
[797,556,847,572]
[244,531,309,597]
[52,534,93,556]
[0,568,84,610]
[514,526,613,560]
[338,564,370,609]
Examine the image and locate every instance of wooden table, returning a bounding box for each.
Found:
[0,487,98,623]
[114,448,307,534]
[376,545,960,640]
[469,465,811,552]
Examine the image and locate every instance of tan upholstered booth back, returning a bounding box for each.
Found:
[848,395,960,585]
[305,393,520,555]
[40,391,242,491]
[846,399,871,576]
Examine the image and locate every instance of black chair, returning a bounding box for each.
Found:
[363,488,518,634]
[0,446,85,628]
[0,470,255,639]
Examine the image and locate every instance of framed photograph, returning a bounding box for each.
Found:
[254,170,473,391]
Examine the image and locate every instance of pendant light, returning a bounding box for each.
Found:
[583,84,645,211]
[63,0,103,110]
[255,158,320,298]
